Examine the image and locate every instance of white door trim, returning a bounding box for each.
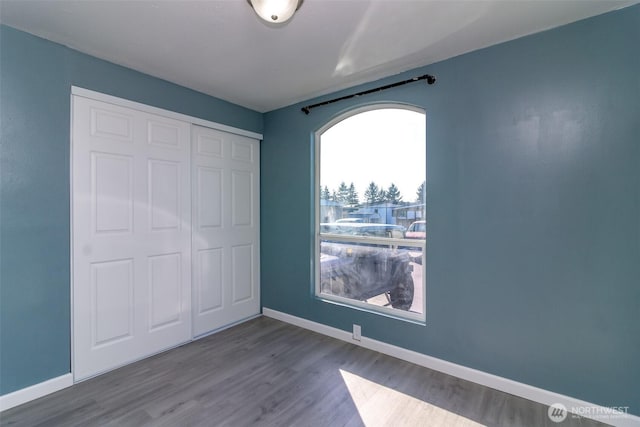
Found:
[71,87,263,141]
[69,87,261,384]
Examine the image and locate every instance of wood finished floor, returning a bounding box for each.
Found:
[1,317,608,427]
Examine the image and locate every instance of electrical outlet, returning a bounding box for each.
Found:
[353,324,361,341]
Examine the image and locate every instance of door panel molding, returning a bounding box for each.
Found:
[72,89,261,384]
[191,125,260,337]
[72,95,192,381]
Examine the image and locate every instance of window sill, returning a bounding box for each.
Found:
[315,293,426,325]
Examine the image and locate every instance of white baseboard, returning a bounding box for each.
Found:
[262,307,640,427]
[1,314,263,412]
[0,374,73,412]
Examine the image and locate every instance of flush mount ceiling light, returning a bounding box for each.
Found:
[248,0,303,24]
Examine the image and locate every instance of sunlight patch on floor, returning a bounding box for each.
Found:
[339,369,483,426]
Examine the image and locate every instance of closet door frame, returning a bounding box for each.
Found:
[70,86,262,381]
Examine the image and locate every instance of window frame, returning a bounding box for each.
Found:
[313,103,427,323]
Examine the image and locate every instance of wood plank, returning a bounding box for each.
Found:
[0,317,609,427]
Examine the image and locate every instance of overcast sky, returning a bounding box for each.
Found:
[320,108,425,202]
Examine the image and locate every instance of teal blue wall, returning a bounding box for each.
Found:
[0,25,262,395]
[262,6,640,414]
[2,5,639,413]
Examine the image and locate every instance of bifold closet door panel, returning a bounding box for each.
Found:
[192,125,260,337]
[72,96,192,381]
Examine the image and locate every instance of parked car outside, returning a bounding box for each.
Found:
[335,218,364,224]
[320,222,406,239]
[405,220,426,239]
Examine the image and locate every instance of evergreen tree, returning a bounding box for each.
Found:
[416,181,425,204]
[321,185,331,200]
[376,189,387,204]
[346,183,359,206]
[336,181,350,204]
[364,182,380,204]
[386,183,402,204]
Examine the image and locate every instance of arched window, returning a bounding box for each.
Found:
[315,105,426,321]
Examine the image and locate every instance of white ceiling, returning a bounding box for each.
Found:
[1,0,636,112]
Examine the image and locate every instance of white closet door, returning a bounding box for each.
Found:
[72,96,191,380]
[192,125,260,337]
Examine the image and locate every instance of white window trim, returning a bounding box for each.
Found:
[313,103,427,323]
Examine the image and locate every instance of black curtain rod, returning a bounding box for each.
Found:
[301,73,436,115]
